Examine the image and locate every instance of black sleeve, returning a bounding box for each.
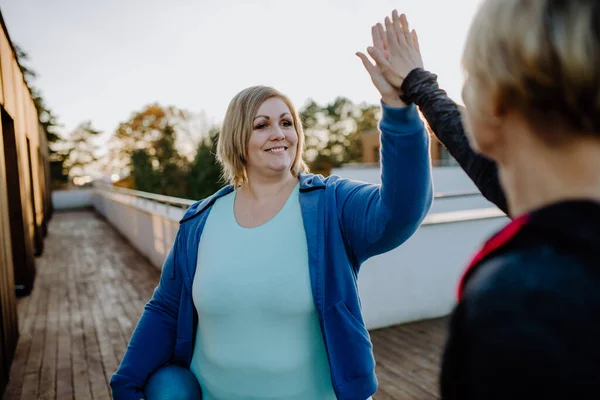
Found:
[446,267,600,400]
[401,68,509,215]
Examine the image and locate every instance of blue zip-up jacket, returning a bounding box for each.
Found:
[110,103,433,400]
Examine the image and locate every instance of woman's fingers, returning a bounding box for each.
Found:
[357,51,399,101]
[377,23,389,51]
[367,46,391,69]
[391,10,407,48]
[412,29,421,54]
[400,13,412,46]
[372,26,391,61]
[372,25,384,51]
[385,16,401,53]
[356,52,377,76]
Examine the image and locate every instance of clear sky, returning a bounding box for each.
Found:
[1,0,482,154]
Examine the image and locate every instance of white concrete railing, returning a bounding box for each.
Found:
[359,211,506,329]
[52,188,94,210]
[327,166,509,327]
[91,186,188,270]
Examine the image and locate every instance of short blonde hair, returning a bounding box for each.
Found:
[216,86,309,187]
[462,0,600,140]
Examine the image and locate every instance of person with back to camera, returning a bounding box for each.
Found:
[109,34,434,400]
[366,3,600,399]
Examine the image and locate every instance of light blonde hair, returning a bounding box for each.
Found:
[216,86,309,187]
[462,0,600,140]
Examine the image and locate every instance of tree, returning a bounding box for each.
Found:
[33,89,64,148]
[153,124,189,197]
[14,45,37,82]
[128,123,190,197]
[186,128,224,200]
[300,98,379,175]
[107,104,190,176]
[63,121,102,178]
[131,149,160,194]
[14,43,68,183]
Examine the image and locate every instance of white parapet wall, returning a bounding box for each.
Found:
[92,190,184,271]
[327,164,508,329]
[359,210,507,329]
[52,188,94,210]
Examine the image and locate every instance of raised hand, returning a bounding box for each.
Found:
[356,25,405,108]
[367,11,424,89]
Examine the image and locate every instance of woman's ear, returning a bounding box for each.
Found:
[488,89,509,127]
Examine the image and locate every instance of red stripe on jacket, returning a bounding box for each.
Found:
[457,214,530,300]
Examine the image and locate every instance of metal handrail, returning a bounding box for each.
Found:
[422,207,506,225]
[434,190,482,199]
[95,182,482,209]
[94,182,196,209]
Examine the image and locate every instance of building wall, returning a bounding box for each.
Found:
[361,128,453,166]
[331,165,481,194]
[0,10,50,395]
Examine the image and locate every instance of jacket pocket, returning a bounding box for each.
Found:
[325,301,375,383]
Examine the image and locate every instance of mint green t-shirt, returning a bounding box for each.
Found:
[190,184,337,400]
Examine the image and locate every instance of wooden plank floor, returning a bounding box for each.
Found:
[3,210,447,400]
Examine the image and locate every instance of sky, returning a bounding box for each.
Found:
[0,0,482,160]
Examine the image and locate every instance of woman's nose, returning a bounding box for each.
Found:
[270,126,285,140]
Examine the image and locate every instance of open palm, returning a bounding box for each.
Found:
[357,27,404,107]
[368,11,424,89]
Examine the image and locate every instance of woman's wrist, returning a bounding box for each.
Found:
[381,95,406,108]
[400,68,437,105]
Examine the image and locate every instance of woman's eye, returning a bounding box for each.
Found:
[254,123,267,129]
[281,120,293,127]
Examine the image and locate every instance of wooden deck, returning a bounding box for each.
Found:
[3,210,446,400]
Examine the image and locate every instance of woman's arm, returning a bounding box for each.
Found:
[401,69,508,214]
[367,11,508,215]
[341,26,433,266]
[334,102,433,265]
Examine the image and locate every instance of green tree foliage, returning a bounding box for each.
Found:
[154,124,189,197]
[129,123,190,197]
[63,121,102,177]
[14,44,37,81]
[121,99,376,198]
[131,149,160,193]
[107,104,189,175]
[14,44,68,183]
[186,128,224,200]
[300,97,379,175]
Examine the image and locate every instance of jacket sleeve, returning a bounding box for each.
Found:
[401,68,509,215]
[336,102,433,265]
[110,229,184,400]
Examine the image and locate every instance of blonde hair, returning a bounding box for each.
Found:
[216,86,309,187]
[462,0,600,139]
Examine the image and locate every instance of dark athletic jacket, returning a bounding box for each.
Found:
[402,68,600,400]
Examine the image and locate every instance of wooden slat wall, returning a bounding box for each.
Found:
[0,111,18,397]
[0,8,50,396]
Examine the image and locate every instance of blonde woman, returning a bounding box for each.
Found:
[369,3,600,399]
[110,47,433,399]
